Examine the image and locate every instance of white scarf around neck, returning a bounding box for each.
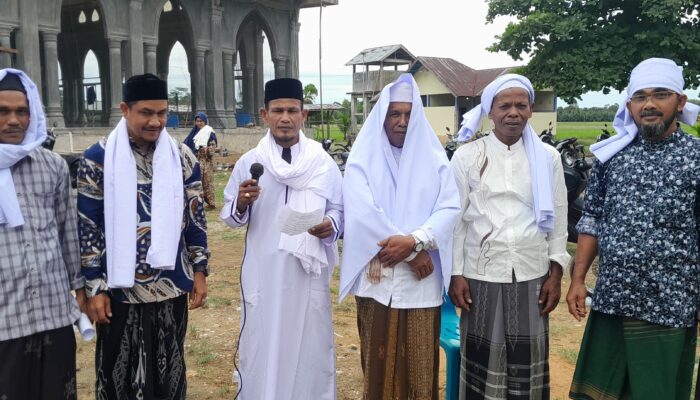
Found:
[193,125,214,149]
[457,73,555,233]
[104,118,184,288]
[254,131,342,277]
[0,68,47,227]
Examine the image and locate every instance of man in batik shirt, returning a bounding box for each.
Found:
[78,73,209,400]
[567,57,700,400]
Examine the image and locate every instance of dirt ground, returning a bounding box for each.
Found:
[73,165,603,400]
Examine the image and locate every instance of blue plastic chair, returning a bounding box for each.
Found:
[440,291,460,400]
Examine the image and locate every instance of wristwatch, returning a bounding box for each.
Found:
[412,234,424,253]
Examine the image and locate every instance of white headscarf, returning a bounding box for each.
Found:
[590,58,700,163]
[457,73,555,233]
[339,73,460,300]
[0,68,47,227]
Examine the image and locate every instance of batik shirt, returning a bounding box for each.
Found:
[78,137,209,304]
[577,129,700,328]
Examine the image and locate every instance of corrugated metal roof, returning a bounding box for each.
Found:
[345,45,416,66]
[410,57,515,97]
[299,0,338,8]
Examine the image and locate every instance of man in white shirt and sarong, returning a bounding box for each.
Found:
[220,78,343,400]
[340,73,461,399]
[449,73,570,400]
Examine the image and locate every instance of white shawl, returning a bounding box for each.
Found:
[457,73,555,232]
[339,73,461,301]
[193,125,214,149]
[104,118,184,288]
[254,131,342,277]
[0,69,47,227]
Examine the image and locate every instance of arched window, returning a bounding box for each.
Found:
[163,1,173,12]
[78,10,87,24]
[91,9,100,22]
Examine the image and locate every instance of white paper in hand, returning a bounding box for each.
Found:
[76,313,95,341]
[278,205,325,236]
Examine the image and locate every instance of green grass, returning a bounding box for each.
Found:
[556,121,700,151]
[557,348,579,365]
[312,125,346,142]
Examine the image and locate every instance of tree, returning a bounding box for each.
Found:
[303,83,318,104]
[486,0,700,103]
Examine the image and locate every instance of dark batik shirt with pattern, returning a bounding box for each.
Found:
[78,137,209,304]
[577,129,700,328]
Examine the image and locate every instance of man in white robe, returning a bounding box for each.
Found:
[340,73,461,399]
[220,78,343,400]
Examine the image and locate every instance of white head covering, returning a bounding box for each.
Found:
[390,81,413,102]
[0,68,47,227]
[457,73,555,232]
[590,58,700,163]
[339,73,461,300]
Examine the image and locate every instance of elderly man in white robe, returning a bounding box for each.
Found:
[449,74,570,400]
[340,73,461,400]
[220,78,343,400]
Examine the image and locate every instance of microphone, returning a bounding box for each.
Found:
[250,163,264,183]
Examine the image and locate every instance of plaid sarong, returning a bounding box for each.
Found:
[570,310,696,400]
[459,275,550,400]
[355,296,441,400]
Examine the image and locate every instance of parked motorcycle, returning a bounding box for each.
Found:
[444,127,458,160]
[537,122,592,243]
[322,138,351,173]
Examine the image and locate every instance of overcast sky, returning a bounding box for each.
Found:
[80,1,697,107]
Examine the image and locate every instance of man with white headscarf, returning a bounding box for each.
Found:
[78,73,209,399]
[566,58,700,400]
[450,73,570,399]
[340,73,460,399]
[220,78,343,400]
[0,68,86,399]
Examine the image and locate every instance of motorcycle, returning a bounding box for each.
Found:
[322,138,351,173]
[444,127,458,160]
[538,122,592,243]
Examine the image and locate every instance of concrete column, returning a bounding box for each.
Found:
[108,38,124,125]
[273,55,288,78]
[289,21,300,78]
[40,31,64,128]
[243,64,255,114]
[194,48,206,112]
[254,30,264,119]
[144,43,157,74]
[0,25,12,68]
[207,3,226,126]
[17,0,42,87]
[223,50,236,125]
[128,0,145,76]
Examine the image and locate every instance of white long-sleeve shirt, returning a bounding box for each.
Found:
[451,133,570,283]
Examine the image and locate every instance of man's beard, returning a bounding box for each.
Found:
[637,111,675,140]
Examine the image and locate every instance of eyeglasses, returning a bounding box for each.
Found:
[629,91,678,104]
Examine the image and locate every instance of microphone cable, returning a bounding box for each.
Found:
[232,199,252,399]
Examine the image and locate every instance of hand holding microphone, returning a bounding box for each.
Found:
[237,163,264,213]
